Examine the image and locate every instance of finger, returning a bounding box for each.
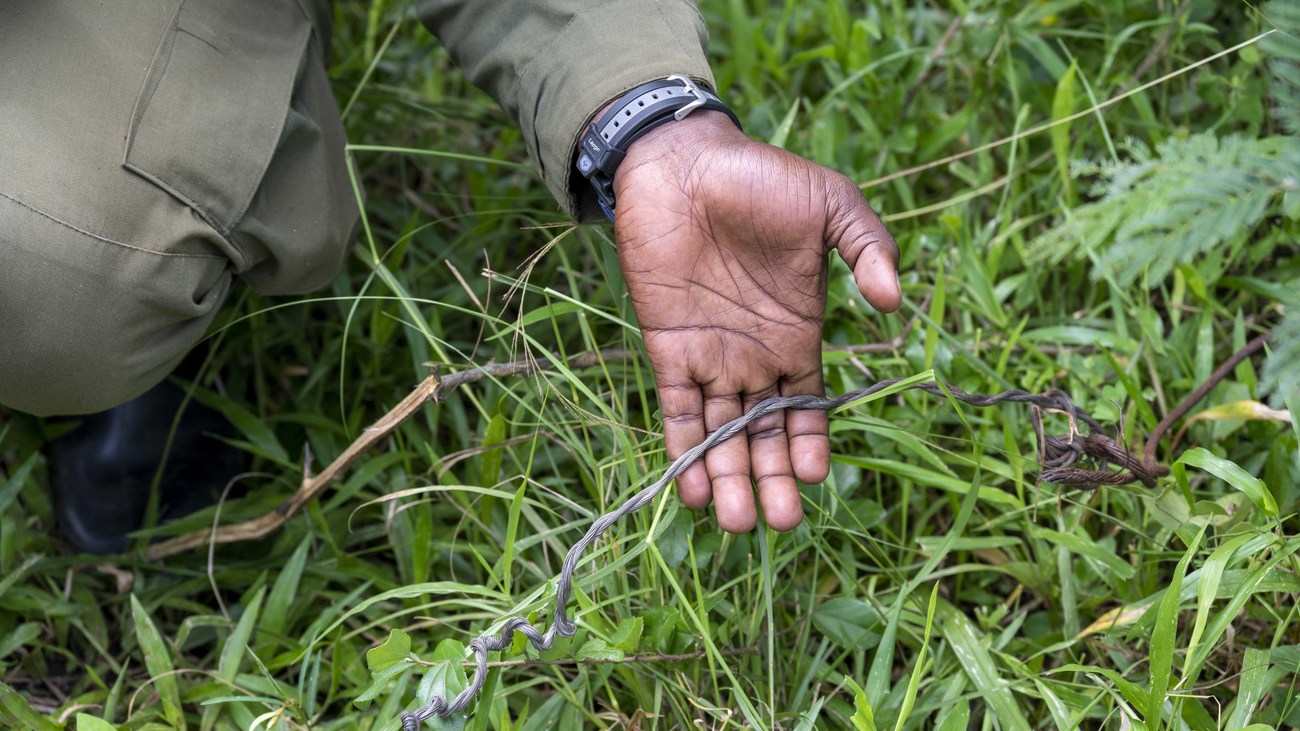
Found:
[826,176,902,313]
[703,390,755,533]
[782,370,831,485]
[659,382,711,509]
[743,388,802,532]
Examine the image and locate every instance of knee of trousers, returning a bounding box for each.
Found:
[0,221,231,417]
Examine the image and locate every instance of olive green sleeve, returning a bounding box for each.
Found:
[414,0,716,221]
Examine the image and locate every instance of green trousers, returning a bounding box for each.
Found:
[0,0,356,415]
[0,0,713,416]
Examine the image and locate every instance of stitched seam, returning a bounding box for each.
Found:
[121,160,233,238]
[125,0,185,163]
[0,191,227,261]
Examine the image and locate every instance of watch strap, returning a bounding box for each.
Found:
[576,75,740,221]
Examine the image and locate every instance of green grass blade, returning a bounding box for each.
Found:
[892,584,939,731]
[937,598,1031,731]
[1224,647,1270,730]
[1146,526,1205,730]
[129,595,186,730]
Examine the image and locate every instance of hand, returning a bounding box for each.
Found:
[612,111,901,533]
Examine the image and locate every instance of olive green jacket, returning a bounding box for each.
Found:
[415,0,717,220]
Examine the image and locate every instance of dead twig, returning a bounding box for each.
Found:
[144,348,636,560]
[1141,332,1272,468]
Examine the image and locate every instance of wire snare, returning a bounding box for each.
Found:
[400,378,1161,728]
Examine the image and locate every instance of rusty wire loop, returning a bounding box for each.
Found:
[399,377,1160,727]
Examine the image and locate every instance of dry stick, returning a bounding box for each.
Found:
[1141,331,1273,468]
[144,349,636,560]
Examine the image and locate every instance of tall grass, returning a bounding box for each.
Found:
[2,1,1297,729]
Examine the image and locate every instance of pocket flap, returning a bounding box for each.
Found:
[125,0,311,236]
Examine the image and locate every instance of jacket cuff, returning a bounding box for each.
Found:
[518,1,716,222]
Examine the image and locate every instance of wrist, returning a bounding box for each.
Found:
[573,76,741,220]
[616,110,747,184]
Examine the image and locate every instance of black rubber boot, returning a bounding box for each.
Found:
[48,379,246,554]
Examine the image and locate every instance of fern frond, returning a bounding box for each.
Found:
[1263,0,1300,135]
[1030,134,1300,286]
[1262,308,1300,406]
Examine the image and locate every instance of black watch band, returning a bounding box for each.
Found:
[575,75,741,221]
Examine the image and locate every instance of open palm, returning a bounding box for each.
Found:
[613,112,901,532]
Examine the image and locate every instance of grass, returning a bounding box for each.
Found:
[3,0,1299,729]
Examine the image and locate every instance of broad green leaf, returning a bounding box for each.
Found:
[414,640,471,731]
[500,480,528,597]
[76,714,118,731]
[1051,664,1150,711]
[924,260,945,369]
[1022,326,1139,352]
[609,617,644,655]
[218,588,264,682]
[1173,448,1278,517]
[129,595,185,730]
[575,638,623,662]
[366,628,412,673]
[1032,679,1074,731]
[812,598,882,650]
[656,509,693,568]
[432,638,468,663]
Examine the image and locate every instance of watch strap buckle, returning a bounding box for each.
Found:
[667,74,708,122]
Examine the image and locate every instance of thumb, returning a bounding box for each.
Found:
[826,177,902,313]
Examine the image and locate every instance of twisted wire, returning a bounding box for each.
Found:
[400,378,1151,727]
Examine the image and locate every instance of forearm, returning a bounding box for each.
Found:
[415,0,716,219]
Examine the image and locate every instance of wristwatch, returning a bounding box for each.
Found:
[575,75,742,221]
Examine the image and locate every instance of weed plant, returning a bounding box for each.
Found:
[2,1,1298,729]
